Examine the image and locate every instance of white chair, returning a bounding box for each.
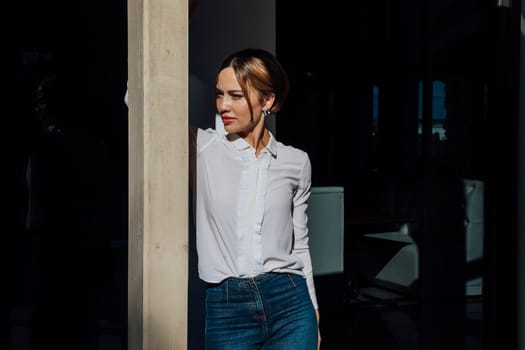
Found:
[357,178,484,297]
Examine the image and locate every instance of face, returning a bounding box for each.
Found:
[216,67,266,136]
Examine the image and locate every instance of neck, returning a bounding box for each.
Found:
[242,127,268,156]
[236,116,268,154]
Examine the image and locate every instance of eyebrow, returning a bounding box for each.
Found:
[216,88,244,94]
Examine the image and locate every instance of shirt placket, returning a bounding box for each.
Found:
[235,149,270,277]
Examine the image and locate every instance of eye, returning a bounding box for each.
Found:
[230,93,244,100]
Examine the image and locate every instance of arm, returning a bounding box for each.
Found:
[189,126,198,224]
[291,153,318,308]
[291,153,321,348]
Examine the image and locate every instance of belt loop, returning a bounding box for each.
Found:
[225,279,229,304]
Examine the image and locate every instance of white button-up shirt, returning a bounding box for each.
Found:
[195,126,318,309]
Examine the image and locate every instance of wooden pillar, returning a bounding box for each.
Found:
[127,0,189,348]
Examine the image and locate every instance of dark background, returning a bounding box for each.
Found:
[3,0,521,349]
[276,1,519,349]
[4,1,128,349]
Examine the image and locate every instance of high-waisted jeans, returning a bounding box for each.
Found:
[205,272,317,350]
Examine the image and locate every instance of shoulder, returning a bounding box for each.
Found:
[275,140,310,164]
[275,142,312,188]
[191,127,220,152]
[273,140,311,177]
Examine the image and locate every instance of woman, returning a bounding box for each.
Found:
[190,48,321,350]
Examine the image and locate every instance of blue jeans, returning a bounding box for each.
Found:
[205,273,317,350]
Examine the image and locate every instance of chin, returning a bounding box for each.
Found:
[223,124,235,134]
[224,123,240,131]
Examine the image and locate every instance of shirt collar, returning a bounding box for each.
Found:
[215,113,278,157]
[265,132,278,158]
[221,131,278,158]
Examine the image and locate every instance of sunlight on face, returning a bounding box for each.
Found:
[215,67,264,136]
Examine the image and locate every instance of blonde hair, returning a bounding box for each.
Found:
[217,48,290,119]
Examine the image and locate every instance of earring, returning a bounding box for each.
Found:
[262,109,270,117]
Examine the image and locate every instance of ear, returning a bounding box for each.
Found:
[263,94,275,111]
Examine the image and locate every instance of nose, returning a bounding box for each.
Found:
[217,95,231,112]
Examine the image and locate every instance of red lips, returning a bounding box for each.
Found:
[221,116,234,125]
